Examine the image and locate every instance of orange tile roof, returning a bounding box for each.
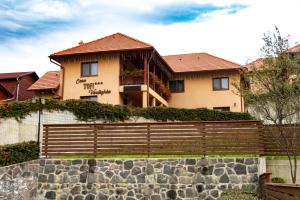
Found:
[163,53,242,73]
[50,33,153,58]
[244,58,264,69]
[28,71,60,91]
[287,43,300,53]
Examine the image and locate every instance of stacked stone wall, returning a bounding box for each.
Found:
[0,158,261,200]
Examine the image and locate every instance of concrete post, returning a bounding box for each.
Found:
[142,91,147,108]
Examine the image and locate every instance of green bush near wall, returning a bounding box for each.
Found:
[0,141,39,167]
[0,99,253,122]
[133,107,252,121]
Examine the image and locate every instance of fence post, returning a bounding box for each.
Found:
[197,122,206,157]
[147,124,150,158]
[258,122,265,156]
[44,125,48,158]
[93,124,98,157]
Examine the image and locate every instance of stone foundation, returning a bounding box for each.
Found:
[0,158,261,200]
[0,160,39,199]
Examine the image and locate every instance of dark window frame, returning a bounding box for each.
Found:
[213,107,230,112]
[81,62,98,77]
[80,95,98,101]
[213,77,229,91]
[169,80,185,93]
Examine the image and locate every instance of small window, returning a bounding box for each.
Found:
[213,107,230,112]
[213,77,229,90]
[169,80,184,93]
[81,62,98,77]
[80,96,97,101]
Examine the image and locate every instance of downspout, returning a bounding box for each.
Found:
[0,72,33,103]
[50,58,64,100]
[16,72,34,101]
[16,77,20,101]
[147,49,156,107]
[239,68,244,112]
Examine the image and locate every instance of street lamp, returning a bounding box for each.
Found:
[32,94,45,146]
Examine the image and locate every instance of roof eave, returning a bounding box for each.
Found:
[49,47,154,61]
[173,67,243,74]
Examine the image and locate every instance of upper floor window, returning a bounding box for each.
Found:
[80,96,97,101]
[81,62,98,77]
[169,80,184,93]
[213,77,229,90]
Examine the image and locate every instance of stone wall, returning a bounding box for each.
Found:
[0,160,39,199]
[0,157,262,200]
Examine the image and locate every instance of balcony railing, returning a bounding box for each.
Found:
[120,76,144,85]
[120,74,171,100]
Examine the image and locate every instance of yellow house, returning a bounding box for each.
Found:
[49,33,244,112]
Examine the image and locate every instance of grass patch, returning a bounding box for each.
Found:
[52,154,259,159]
[219,189,261,200]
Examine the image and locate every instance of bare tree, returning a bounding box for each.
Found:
[236,27,300,183]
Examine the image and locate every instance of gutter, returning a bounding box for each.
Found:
[50,58,64,100]
[0,72,34,102]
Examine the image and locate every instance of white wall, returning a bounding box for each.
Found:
[0,111,155,145]
[0,111,80,145]
[266,160,300,183]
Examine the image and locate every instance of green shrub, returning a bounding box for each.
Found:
[219,189,260,200]
[0,99,253,122]
[63,99,130,121]
[0,141,39,167]
[134,107,252,121]
[272,177,285,183]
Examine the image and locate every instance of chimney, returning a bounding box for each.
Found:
[78,40,84,45]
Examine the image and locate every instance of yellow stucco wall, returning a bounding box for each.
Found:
[61,55,122,105]
[168,71,243,112]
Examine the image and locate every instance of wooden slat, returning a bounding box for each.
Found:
[42,120,300,157]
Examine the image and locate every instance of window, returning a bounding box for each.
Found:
[213,107,230,112]
[213,77,229,90]
[81,62,98,77]
[80,96,97,101]
[169,80,184,93]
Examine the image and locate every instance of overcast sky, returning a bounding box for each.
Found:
[0,0,300,76]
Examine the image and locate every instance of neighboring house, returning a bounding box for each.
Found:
[0,72,39,104]
[244,43,300,117]
[28,71,61,99]
[49,32,244,111]
[287,43,300,54]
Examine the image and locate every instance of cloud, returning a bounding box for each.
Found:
[0,0,300,76]
[0,0,248,40]
[0,0,78,40]
[140,3,248,24]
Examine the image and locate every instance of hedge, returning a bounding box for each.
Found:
[0,99,253,122]
[0,141,39,167]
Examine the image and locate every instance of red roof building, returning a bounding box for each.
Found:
[0,72,39,103]
[47,32,245,111]
[28,71,60,99]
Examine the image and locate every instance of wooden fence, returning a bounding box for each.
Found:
[262,125,300,156]
[42,120,263,157]
[259,173,300,200]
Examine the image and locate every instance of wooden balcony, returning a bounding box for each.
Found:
[120,75,170,100]
[120,76,144,85]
